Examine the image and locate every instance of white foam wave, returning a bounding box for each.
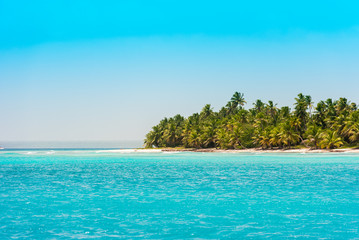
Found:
[96,149,162,153]
[25,151,36,155]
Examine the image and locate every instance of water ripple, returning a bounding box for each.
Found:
[0,152,358,239]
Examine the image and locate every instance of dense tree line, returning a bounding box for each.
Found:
[144,92,359,149]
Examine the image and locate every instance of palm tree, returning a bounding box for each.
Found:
[305,95,313,117]
[325,98,336,121]
[216,128,231,149]
[289,117,301,133]
[279,106,291,119]
[350,103,357,111]
[304,125,323,149]
[336,97,348,114]
[231,92,246,109]
[200,104,213,119]
[253,130,272,149]
[348,124,359,143]
[253,112,269,130]
[163,123,177,147]
[232,109,248,124]
[319,130,344,149]
[269,127,281,147]
[253,99,264,113]
[228,122,246,149]
[201,119,218,148]
[144,126,163,148]
[294,93,309,134]
[342,118,359,143]
[266,100,278,125]
[278,121,300,148]
[225,102,234,115]
[188,130,201,148]
[314,101,326,128]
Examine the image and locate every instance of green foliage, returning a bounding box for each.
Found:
[144,92,359,149]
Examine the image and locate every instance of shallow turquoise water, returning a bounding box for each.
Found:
[0,150,358,239]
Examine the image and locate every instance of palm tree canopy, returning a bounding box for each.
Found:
[144,92,359,150]
[230,92,246,109]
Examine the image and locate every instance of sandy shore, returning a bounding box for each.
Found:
[158,148,359,153]
[97,148,359,153]
[96,149,162,153]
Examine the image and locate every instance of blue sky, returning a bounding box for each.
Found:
[1,0,359,142]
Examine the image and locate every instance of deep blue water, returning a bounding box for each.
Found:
[0,150,358,239]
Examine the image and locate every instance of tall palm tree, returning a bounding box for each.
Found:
[294,93,309,134]
[225,102,234,115]
[336,97,348,114]
[314,101,326,128]
[266,100,278,124]
[305,95,313,118]
[201,119,218,148]
[325,98,336,121]
[231,92,246,109]
[200,104,213,119]
[253,99,264,113]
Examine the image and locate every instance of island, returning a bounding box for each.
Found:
[144,92,359,151]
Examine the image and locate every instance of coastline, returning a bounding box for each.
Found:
[159,148,359,153]
[2,147,358,154]
[96,148,359,153]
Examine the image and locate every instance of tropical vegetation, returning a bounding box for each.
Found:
[144,92,359,150]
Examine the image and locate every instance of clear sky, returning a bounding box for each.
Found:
[1,0,359,143]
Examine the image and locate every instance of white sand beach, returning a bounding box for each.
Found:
[97,148,359,153]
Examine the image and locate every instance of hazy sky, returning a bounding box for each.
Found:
[1,0,359,142]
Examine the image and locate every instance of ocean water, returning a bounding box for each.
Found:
[0,150,358,239]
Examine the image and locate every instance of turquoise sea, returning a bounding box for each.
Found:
[0,150,358,239]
